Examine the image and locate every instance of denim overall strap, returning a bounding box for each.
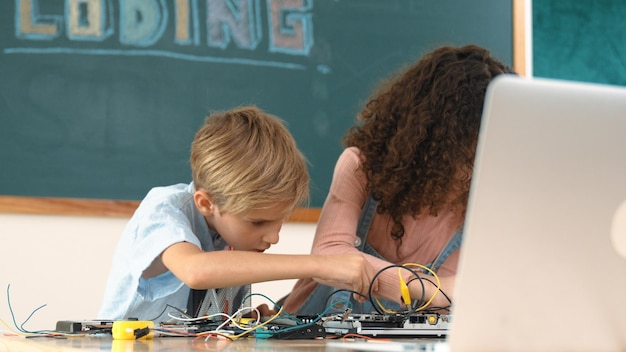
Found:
[321,194,403,313]
[295,194,398,315]
[354,194,378,250]
[353,195,405,312]
[427,225,463,274]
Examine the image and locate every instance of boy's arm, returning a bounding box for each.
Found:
[159,241,377,298]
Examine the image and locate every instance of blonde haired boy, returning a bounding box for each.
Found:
[98,106,375,323]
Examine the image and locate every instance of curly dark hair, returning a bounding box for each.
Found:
[343,44,515,245]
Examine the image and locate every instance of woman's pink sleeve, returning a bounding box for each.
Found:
[311,149,406,304]
[311,148,367,255]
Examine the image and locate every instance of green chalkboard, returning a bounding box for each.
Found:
[533,0,626,86]
[1,0,512,207]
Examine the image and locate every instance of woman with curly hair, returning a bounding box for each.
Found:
[283,44,515,315]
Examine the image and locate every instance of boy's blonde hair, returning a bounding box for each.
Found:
[190,106,309,217]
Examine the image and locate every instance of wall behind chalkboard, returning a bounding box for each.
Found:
[533,0,626,86]
[1,0,512,207]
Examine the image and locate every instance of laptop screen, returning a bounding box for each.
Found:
[449,76,626,351]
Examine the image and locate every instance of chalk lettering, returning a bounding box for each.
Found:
[268,0,313,55]
[16,0,62,39]
[207,0,261,50]
[174,0,200,45]
[120,0,168,46]
[9,0,317,69]
[67,0,113,41]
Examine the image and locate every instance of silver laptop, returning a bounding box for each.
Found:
[448,76,626,351]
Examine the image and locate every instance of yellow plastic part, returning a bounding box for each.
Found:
[400,279,411,306]
[427,315,438,325]
[112,320,155,340]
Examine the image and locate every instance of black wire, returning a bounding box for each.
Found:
[367,264,422,315]
[419,276,452,305]
[145,304,189,322]
[422,306,451,314]
[405,276,452,314]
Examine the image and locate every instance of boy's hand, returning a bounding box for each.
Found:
[315,253,378,300]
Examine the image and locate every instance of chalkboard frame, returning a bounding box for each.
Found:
[0,0,527,222]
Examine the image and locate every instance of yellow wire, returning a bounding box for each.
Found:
[372,296,397,314]
[401,263,441,311]
[196,331,235,341]
[0,318,25,336]
[372,263,442,314]
[231,306,285,339]
[193,306,285,340]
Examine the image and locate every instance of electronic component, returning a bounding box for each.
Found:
[55,320,114,333]
[319,313,451,337]
[112,321,155,340]
[55,321,83,333]
[267,324,326,340]
[322,320,361,335]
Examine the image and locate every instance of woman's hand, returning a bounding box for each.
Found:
[408,274,455,309]
[251,303,276,319]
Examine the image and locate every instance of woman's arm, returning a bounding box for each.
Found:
[310,149,399,299]
[311,148,455,308]
[408,273,455,309]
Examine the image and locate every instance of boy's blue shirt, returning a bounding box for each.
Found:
[97,182,229,323]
